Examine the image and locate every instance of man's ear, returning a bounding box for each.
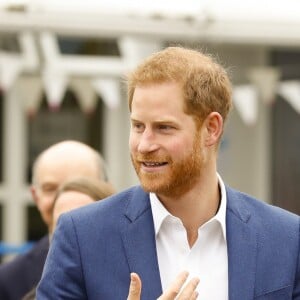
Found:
[30,185,39,205]
[203,112,223,147]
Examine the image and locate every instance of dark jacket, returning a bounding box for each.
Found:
[0,235,49,300]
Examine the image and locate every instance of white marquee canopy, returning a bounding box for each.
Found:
[1,0,300,45]
[0,0,300,123]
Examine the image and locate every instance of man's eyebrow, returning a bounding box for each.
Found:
[41,182,56,186]
[130,118,141,123]
[153,119,178,125]
[130,117,178,124]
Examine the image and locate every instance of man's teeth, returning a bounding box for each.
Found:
[144,162,163,166]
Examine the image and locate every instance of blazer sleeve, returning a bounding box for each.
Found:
[293,219,300,299]
[37,213,87,299]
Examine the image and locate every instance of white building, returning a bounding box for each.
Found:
[0,0,300,257]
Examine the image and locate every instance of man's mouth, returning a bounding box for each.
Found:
[139,161,168,173]
[142,162,167,167]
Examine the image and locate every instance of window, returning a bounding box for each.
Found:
[0,33,20,53]
[27,89,104,182]
[57,36,120,56]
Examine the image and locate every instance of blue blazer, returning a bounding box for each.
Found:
[37,186,300,299]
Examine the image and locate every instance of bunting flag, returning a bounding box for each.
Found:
[277,80,300,114]
[39,31,69,110]
[70,77,98,114]
[42,68,68,110]
[17,76,43,117]
[1,30,300,121]
[91,78,120,109]
[233,84,258,125]
[0,53,22,91]
[247,66,280,105]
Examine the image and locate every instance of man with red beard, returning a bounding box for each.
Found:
[37,47,300,300]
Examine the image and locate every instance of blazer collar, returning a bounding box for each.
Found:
[226,186,257,300]
[124,186,151,221]
[122,186,163,299]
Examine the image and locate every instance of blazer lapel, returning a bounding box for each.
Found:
[226,187,257,300]
[121,187,162,299]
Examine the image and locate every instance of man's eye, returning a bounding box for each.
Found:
[132,123,144,131]
[42,186,57,194]
[159,125,172,130]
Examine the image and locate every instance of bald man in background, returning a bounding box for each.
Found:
[0,140,109,300]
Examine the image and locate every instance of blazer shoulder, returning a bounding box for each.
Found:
[226,186,300,229]
[65,185,149,229]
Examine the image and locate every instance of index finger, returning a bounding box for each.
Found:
[157,271,199,300]
[176,277,199,300]
[127,273,142,300]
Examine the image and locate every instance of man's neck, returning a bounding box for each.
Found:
[157,173,220,246]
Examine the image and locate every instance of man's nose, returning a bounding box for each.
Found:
[137,130,159,153]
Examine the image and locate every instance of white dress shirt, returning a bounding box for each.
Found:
[150,174,228,300]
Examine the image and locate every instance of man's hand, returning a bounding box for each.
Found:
[127,273,142,300]
[127,271,199,300]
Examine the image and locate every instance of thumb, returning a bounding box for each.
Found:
[127,272,142,300]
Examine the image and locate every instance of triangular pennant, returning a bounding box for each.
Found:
[247,67,280,105]
[0,53,22,91]
[42,68,68,110]
[91,78,120,109]
[70,77,98,114]
[17,76,43,117]
[277,80,300,114]
[233,84,258,125]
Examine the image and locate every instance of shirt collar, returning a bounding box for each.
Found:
[150,173,227,240]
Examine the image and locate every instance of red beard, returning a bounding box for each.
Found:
[131,133,203,198]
